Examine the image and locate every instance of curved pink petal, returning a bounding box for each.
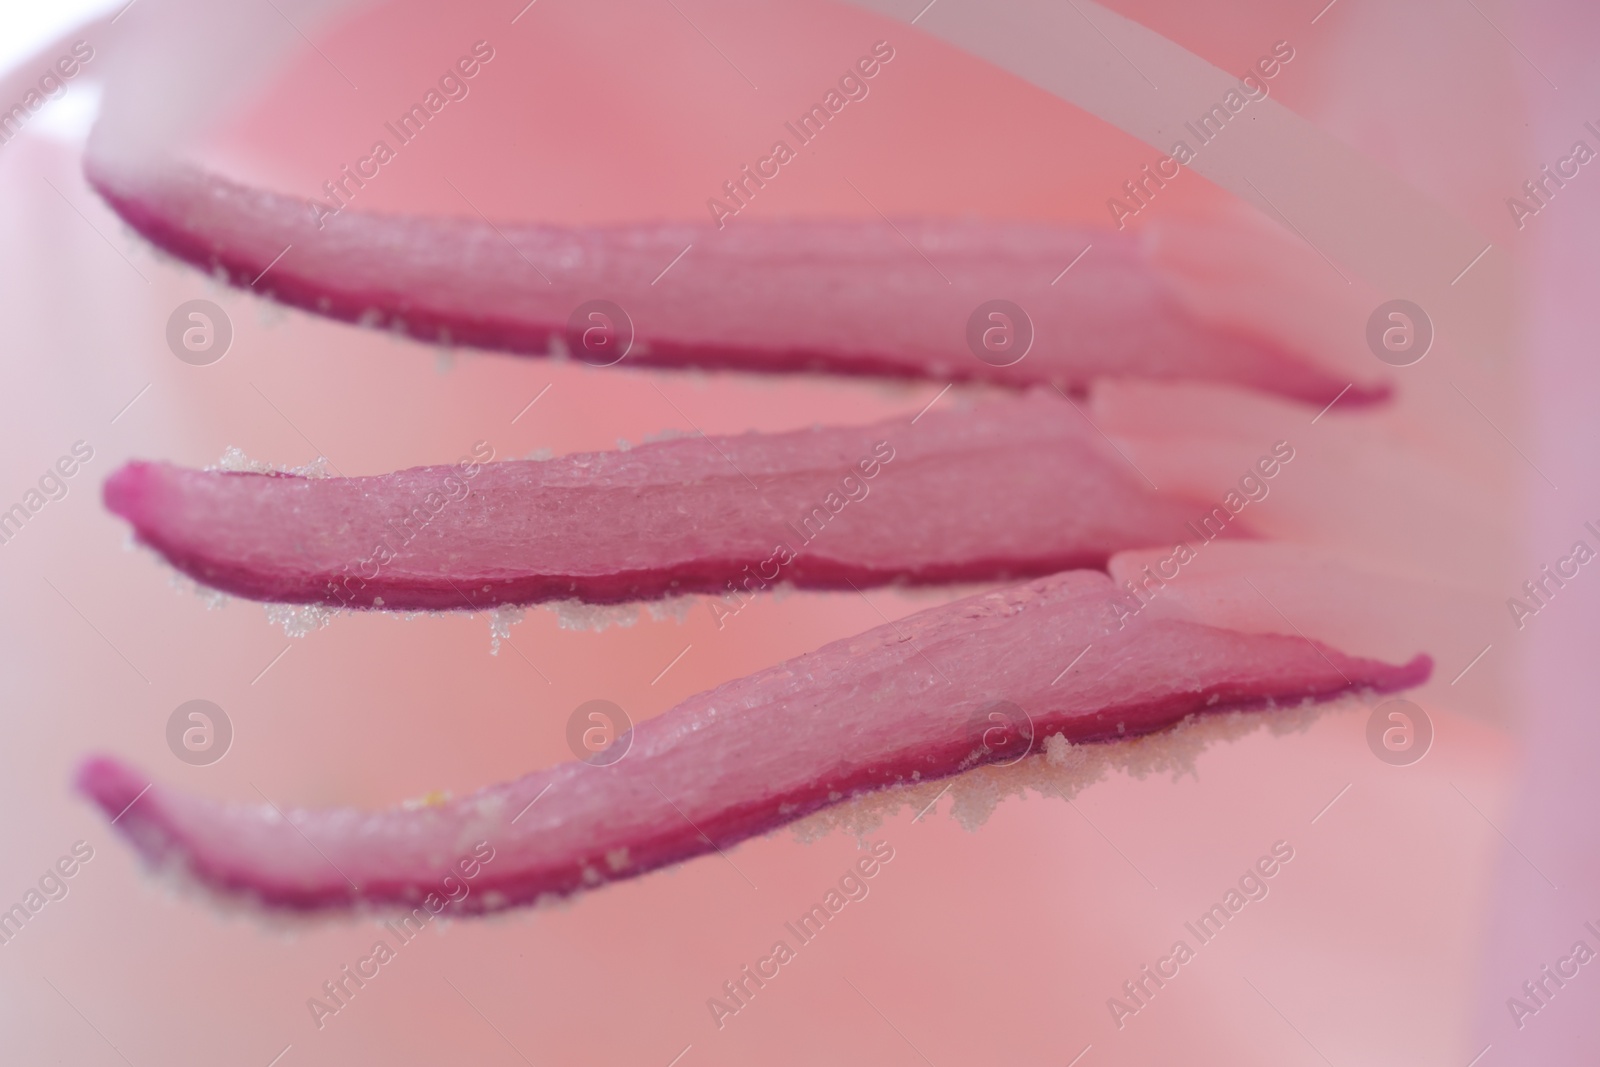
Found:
[87,158,1381,406]
[104,393,1234,610]
[78,570,1430,915]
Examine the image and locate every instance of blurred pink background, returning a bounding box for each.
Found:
[0,0,1590,1064]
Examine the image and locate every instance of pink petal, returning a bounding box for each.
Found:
[87,158,1380,406]
[104,393,1230,610]
[78,570,1430,915]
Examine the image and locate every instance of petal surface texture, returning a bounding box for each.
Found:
[88,160,1380,406]
[104,394,1231,609]
[79,570,1430,915]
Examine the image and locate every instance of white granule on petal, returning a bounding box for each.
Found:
[487,607,526,654]
[211,447,331,479]
[543,599,642,632]
[265,602,338,637]
[788,694,1350,841]
[645,596,697,624]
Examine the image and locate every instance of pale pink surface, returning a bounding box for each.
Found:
[103,393,1227,608]
[0,2,1560,1067]
[1468,3,1600,1061]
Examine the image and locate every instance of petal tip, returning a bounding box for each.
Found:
[75,755,150,821]
[1385,653,1434,692]
[102,461,153,526]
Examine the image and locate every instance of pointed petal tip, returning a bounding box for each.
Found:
[75,754,149,820]
[1339,378,1396,408]
[1393,652,1434,690]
